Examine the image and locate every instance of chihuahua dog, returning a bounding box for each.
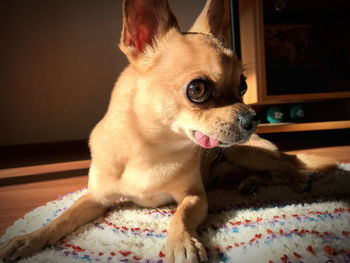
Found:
[0,0,336,262]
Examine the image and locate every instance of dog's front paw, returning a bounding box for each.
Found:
[0,233,47,262]
[165,232,207,263]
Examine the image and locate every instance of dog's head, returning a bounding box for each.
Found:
[119,0,258,149]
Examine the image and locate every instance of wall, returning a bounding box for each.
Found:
[0,0,205,146]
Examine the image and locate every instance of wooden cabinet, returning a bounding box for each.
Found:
[238,0,350,132]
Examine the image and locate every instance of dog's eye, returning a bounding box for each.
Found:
[240,75,248,96]
[186,79,212,103]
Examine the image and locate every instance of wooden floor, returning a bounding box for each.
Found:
[0,176,88,237]
[0,145,349,237]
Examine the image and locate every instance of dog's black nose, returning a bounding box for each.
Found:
[238,113,260,131]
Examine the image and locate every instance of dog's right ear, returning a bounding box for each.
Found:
[120,0,179,61]
[190,0,231,48]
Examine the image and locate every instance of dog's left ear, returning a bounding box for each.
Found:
[120,0,179,61]
[190,0,231,48]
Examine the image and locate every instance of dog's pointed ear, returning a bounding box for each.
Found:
[190,0,231,48]
[120,0,179,60]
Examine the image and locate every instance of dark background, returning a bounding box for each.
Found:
[0,0,206,146]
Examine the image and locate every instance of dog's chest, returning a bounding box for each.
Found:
[118,164,179,207]
[128,192,174,208]
[117,153,198,202]
[120,160,184,191]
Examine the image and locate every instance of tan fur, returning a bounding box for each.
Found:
[0,0,337,262]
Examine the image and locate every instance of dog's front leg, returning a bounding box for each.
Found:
[165,192,208,263]
[0,192,110,261]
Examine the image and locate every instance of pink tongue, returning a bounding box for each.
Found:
[194,131,220,149]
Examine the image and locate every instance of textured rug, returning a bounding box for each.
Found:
[1,164,350,263]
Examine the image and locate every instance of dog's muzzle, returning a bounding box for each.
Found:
[238,112,260,133]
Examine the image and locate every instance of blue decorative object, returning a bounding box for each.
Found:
[290,104,306,121]
[267,106,285,123]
